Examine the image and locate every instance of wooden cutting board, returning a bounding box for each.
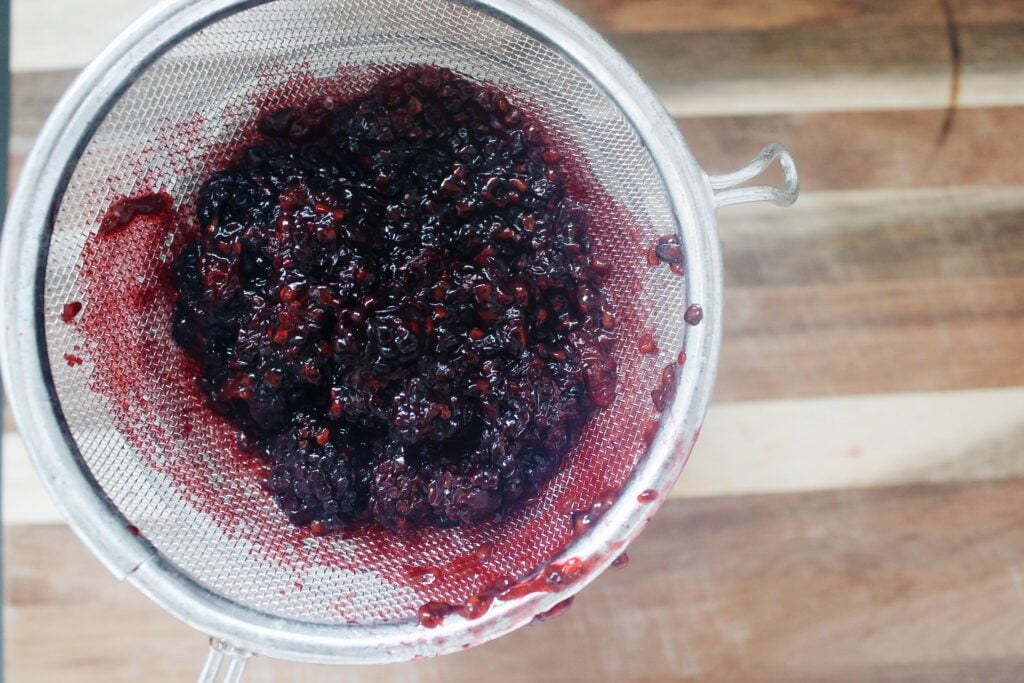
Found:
[5,1,1024,680]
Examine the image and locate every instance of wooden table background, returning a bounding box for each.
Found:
[4,0,1024,680]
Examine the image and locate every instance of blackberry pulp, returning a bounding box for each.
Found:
[171,66,617,532]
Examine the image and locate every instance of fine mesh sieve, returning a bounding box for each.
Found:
[0,0,798,679]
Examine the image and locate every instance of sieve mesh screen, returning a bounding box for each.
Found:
[42,0,689,627]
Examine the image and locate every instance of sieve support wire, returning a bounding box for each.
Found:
[707,143,799,208]
[198,639,250,683]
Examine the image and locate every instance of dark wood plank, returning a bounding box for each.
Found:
[683,107,1024,191]
[12,91,1024,201]
[9,479,1024,681]
[714,189,1024,399]
[719,189,1024,289]
[6,70,76,193]
[9,75,1024,404]
[720,276,1024,400]
[8,70,75,142]
[607,22,1024,114]
[12,74,1024,202]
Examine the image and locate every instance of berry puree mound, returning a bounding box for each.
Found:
[171,65,618,533]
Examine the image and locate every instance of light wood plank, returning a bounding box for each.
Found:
[8,387,1023,524]
[8,70,75,146]
[721,277,1024,399]
[10,480,1024,681]
[684,388,1024,497]
[2,433,58,524]
[10,0,150,73]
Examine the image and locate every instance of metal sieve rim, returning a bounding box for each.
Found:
[0,0,724,664]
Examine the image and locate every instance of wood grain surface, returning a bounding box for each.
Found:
[10,481,1024,682]
[558,0,1024,33]
[4,0,1024,681]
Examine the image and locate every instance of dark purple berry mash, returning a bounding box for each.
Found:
[171,66,617,532]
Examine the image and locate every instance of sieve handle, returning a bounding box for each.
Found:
[197,639,250,683]
[707,143,799,208]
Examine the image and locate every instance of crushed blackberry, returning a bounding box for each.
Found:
[651,234,685,276]
[61,301,83,323]
[653,235,682,265]
[100,192,173,235]
[532,596,575,623]
[636,332,658,355]
[171,65,617,531]
[637,489,658,504]
[650,363,676,412]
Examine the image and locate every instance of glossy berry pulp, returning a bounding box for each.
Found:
[171,66,618,532]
